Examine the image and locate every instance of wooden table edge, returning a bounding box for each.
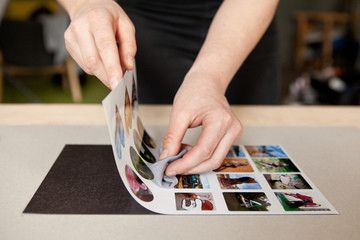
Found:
[0,104,359,128]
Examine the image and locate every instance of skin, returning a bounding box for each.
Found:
[58,0,279,176]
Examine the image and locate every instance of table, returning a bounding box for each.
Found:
[0,104,359,127]
[1,104,359,240]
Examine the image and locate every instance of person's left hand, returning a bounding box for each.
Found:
[160,72,243,176]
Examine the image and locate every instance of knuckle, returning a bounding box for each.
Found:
[225,113,233,123]
[212,159,223,170]
[84,56,99,72]
[221,110,232,124]
[163,132,177,146]
[64,37,73,54]
[64,43,72,54]
[199,147,213,160]
[171,103,182,113]
[127,21,136,34]
[64,28,72,42]
[233,120,243,135]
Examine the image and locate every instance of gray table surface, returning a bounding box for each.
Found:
[1,125,359,240]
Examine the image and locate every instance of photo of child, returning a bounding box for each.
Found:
[223,192,271,211]
[175,193,214,211]
[131,75,138,110]
[129,146,154,180]
[124,88,132,134]
[253,158,299,173]
[137,117,157,149]
[264,174,311,189]
[125,165,154,202]
[217,174,261,189]
[245,145,288,158]
[226,145,246,158]
[275,192,330,211]
[114,105,125,160]
[133,129,156,163]
[175,174,209,189]
[214,158,254,172]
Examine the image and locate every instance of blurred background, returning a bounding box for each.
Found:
[0,0,359,105]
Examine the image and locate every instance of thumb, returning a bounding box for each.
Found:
[160,109,189,160]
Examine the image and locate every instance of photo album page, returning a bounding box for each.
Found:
[102,70,337,215]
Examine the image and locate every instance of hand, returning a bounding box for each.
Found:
[63,0,136,89]
[161,72,243,176]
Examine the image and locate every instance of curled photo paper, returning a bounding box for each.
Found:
[102,70,337,215]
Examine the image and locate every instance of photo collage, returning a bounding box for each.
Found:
[102,70,337,215]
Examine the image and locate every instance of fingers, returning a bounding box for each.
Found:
[64,31,87,70]
[116,15,137,70]
[63,6,136,90]
[184,120,242,174]
[91,15,123,89]
[160,109,190,161]
[64,28,109,87]
[165,112,232,176]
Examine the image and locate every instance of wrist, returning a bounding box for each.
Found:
[60,0,112,19]
[184,69,228,95]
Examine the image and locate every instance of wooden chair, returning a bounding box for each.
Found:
[0,19,82,103]
[0,51,3,101]
[293,11,350,72]
[0,53,82,103]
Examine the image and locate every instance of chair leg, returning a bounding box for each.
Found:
[65,56,82,103]
[0,70,3,103]
[61,73,69,90]
[0,52,3,103]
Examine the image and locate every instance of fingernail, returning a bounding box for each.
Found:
[127,56,134,68]
[166,170,177,177]
[159,149,168,160]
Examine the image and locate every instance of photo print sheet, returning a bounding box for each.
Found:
[102,70,337,215]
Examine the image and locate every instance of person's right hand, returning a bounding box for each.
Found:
[64,0,136,89]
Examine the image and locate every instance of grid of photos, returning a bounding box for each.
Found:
[245,145,332,213]
[216,145,273,212]
[103,70,337,215]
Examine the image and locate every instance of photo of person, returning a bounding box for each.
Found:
[175,193,214,211]
[214,158,253,172]
[253,158,299,173]
[245,145,288,158]
[275,192,330,211]
[175,174,209,189]
[217,174,261,190]
[124,88,132,134]
[114,105,125,160]
[131,75,138,110]
[223,192,271,211]
[264,174,311,189]
[133,129,156,164]
[129,146,154,180]
[137,117,157,149]
[125,165,154,202]
[226,145,246,158]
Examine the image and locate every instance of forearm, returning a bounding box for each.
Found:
[187,0,279,94]
[58,0,82,17]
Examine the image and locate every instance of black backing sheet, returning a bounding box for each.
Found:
[24,145,155,214]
